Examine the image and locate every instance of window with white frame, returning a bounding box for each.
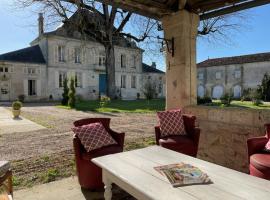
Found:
[121,75,126,88]
[132,55,136,68]
[131,75,136,88]
[75,72,82,88]
[0,67,8,73]
[215,72,222,80]
[158,83,163,93]
[98,55,106,66]
[198,72,204,80]
[28,68,36,74]
[74,48,81,63]
[121,54,126,68]
[235,70,241,79]
[59,72,67,88]
[28,80,36,96]
[58,45,65,62]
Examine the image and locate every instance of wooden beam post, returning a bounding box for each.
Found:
[162,10,199,110]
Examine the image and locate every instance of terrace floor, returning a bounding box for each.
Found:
[0,107,45,135]
[14,176,134,200]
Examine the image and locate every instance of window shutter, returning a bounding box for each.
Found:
[55,71,59,88]
[36,80,41,96]
[54,46,58,63]
[23,80,28,96]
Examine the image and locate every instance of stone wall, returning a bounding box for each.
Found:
[184,106,269,173]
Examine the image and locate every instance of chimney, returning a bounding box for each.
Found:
[38,13,44,37]
[151,62,156,68]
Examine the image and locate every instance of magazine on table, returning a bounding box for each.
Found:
[154,162,211,187]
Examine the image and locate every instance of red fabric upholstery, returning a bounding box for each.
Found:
[73,118,125,189]
[155,114,200,157]
[247,124,270,180]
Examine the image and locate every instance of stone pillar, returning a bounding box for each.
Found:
[162,10,199,110]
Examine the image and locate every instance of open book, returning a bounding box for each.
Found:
[154,163,211,187]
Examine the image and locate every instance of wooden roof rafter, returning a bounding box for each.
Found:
[95,0,270,20]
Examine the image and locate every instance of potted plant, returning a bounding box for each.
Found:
[12,101,22,118]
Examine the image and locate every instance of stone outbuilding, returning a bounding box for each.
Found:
[197,53,270,99]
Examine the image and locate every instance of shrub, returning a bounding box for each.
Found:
[258,73,270,101]
[18,94,25,103]
[68,78,76,108]
[241,88,252,101]
[142,81,156,100]
[197,96,212,105]
[220,93,233,106]
[61,78,69,105]
[250,89,263,106]
[75,94,83,102]
[12,101,22,110]
[100,95,111,108]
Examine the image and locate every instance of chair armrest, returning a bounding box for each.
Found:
[155,126,161,145]
[109,129,125,149]
[247,136,268,158]
[190,127,200,147]
[73,135,83,159]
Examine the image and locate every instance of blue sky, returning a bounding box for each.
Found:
[0,1,270,71]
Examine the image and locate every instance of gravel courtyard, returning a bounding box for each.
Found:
[0,103,157,189]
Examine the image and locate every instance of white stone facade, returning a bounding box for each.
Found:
[0,35,165,102]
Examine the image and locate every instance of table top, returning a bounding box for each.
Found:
[92,146,270,200]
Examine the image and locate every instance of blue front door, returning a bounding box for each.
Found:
[99,74,107,95]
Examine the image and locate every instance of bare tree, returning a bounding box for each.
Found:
[15,0,159,98]
[14,0,249,97]
[198,12,250,45]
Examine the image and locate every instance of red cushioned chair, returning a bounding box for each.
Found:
[155,114,200,157]
[73,118,125,190]
[247,123,270,180]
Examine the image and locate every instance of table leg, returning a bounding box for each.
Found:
[103,175,112,200]
[8,171,13,196]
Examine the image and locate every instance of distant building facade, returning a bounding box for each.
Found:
[0,12,165,102]
[197,53,270,99]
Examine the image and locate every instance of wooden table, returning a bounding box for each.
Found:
[92,146,270,200]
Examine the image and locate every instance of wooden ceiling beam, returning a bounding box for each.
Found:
[200,0,270,20]
[190,0,247,13]
[95,0,174,19]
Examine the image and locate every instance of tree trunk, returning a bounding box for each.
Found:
[105,44,116,98]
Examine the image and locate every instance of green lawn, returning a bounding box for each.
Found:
[58,99,166,113]
[204,100,270,110]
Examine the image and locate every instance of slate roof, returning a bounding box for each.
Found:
[0,45,46,64]
[143,63,165,74]
[197,52,270,68]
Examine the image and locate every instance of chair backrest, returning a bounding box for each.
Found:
[265,123,270,138]
[73,118,111,130]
